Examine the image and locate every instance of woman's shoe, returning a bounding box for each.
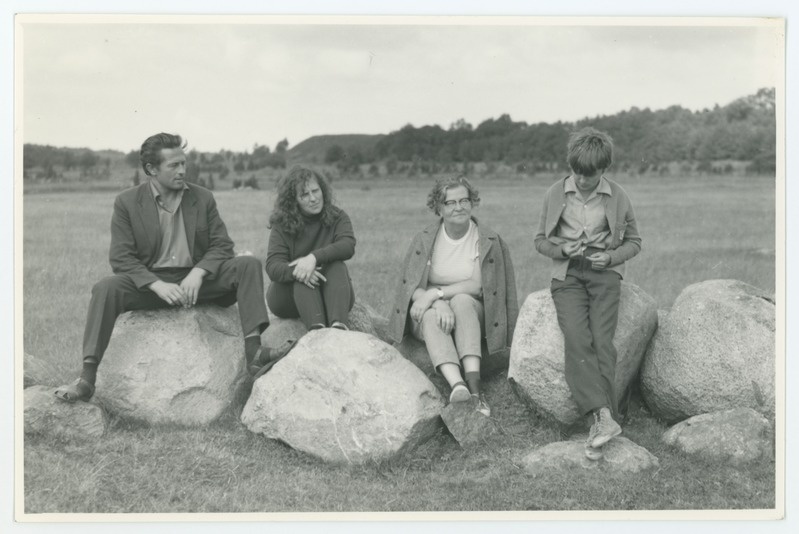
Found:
[449,382,471,403]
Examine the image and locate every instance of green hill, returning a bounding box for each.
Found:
[288,134,384,166]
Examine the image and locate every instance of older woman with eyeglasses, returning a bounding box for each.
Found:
[387,176,518,416]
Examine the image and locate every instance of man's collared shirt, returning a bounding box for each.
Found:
[553,175,613,253]
[149,181,193,269]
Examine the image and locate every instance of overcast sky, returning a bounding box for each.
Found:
[19,17,781,153]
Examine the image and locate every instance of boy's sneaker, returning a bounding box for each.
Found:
[583,418,603,460]
[472,393,491,417]
[590,407,622,448]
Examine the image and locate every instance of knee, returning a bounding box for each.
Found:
[235,255,262,274]
[449,293,478,313]
[323,261,349,279]
[420,308,438,327]
[91,275,126,297]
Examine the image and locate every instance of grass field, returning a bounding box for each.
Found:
[21,173,777,514]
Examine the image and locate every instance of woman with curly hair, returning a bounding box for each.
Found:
[265,166,356,330]
[387,176,518,416]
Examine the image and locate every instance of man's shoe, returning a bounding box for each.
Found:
[449,382,471,403]
[591,407,622,448]
[472,393,491,417]
[54,378,95,403]
[248,340,297,378]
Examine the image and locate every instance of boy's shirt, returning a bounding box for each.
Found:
[553,175,612,254]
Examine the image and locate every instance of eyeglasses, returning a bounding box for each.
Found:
[442,198,472,209]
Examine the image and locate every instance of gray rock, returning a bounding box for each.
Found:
[520,436,659,475]
[23,352,61,388]
[95,305,246,426]
[241,329,445,464]
[662,408,773,465]
[396,336,509,379]
[440,398,497,448]
[24,385,108,440]
[641,280,775,422]
[508,283,658,426]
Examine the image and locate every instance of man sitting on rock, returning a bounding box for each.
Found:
[534,127,641,460]
[55,132,283,402]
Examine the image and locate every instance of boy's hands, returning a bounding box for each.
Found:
[561,241,583,258]
[587,252,611,270]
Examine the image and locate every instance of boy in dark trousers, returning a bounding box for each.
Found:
[534,127,641,460]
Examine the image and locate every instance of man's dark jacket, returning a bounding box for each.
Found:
[108,182,235,289]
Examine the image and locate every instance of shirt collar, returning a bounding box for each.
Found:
[149,179,189,201]
[564,175,613,198]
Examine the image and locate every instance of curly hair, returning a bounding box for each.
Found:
[268,166,340,236]
[426,175,481,216]
[140,133,187,176]
[567,127,614,176]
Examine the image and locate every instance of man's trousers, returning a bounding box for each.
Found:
[82,255,269,362]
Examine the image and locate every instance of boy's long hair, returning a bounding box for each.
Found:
[268,166,339,236]
[567,127,614,176]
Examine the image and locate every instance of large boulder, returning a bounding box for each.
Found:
[640,280,775,423]
[241,329,445,464]
[662,408,773,465]
[94,305,247,426]
[508,283,658,427]
[24,385,108,440]
[520,436,659,475]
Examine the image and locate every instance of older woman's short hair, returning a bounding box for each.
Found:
[426,175,481,216]
[567,127,614,177]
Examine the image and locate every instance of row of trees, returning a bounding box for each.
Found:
[323,88,776,175]
[23,88,776,185]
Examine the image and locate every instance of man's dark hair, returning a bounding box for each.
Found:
[140,133,187,176]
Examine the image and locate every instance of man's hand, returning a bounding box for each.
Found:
[561,241,584,258]
[432,300,455,334]
[587,252,611,270]
[149,280,187,307]
[289,254,318,286]
[179,267,207,307]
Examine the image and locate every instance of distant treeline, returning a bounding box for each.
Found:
[23,87,776,189]
[322,87,775,175]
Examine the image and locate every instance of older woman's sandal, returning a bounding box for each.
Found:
[449,382,472,403]
[54,378,95,403]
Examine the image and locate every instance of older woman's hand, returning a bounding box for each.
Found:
[432,300,454,334]
[289,254,318,285]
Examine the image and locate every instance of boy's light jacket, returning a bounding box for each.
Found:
[387,218,518,358]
